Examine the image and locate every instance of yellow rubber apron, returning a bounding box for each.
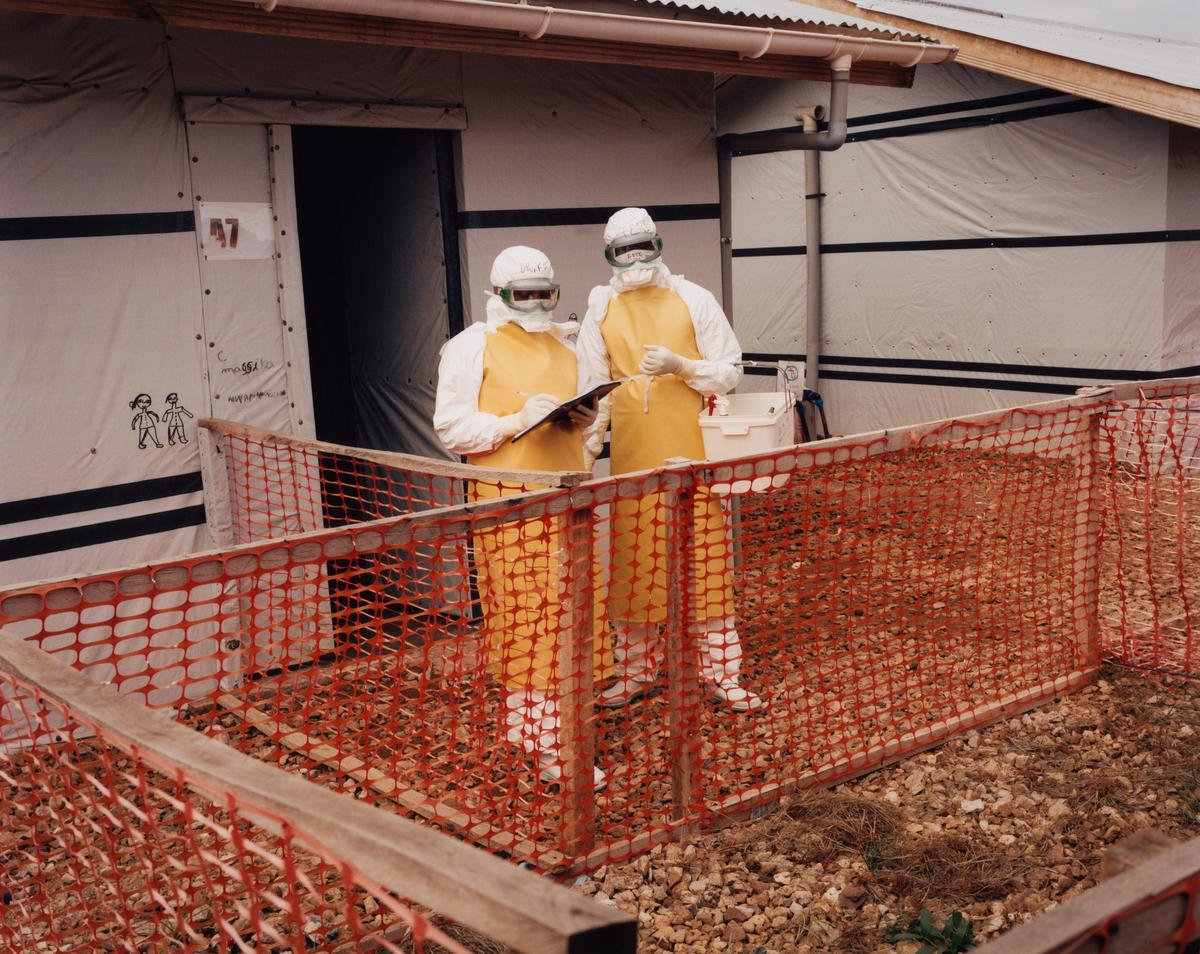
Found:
[600,285,735,624]
[469,322,609,692]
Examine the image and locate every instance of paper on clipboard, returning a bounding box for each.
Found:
[510,379,625,442]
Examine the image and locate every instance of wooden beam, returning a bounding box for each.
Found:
[0,633,637,954]
[200,418,589,488]
[790,0,1200,128]
[974,834,1200,953]
[556,505,600,857]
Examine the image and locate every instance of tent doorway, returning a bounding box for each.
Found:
[291,125,464,644]
[292,125,459,458]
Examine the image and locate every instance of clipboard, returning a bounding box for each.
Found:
[510,379,624,442]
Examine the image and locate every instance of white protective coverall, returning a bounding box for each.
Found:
[434,246,609,784]
[577,209,762,712]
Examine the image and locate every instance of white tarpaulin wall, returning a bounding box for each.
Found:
[719,63,1200,435]
[0,15,208,585]
[2,10,726,587]
[456,54,721,329]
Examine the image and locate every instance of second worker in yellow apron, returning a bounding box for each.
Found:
[577,208,763,712]
[434,246,609,787]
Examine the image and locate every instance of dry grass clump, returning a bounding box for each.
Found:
[385,920,512,954]
[728,790,1029,908]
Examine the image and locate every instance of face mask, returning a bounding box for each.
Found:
[487,293,559,328]
[613,261,661,288]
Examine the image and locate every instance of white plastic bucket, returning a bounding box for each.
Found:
[698,392,792,493]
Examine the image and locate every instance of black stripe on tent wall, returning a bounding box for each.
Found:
[0,211,196,242]
[733,229,1200,258]
[742,353,1200,381]
[744,366,1071,395]
[0,473,204,526]
[724,89,1100,157]
[844,98,1103,145]
[729,99,1101,156]
[457,203,720,231]
[0,506,207,563]
[741,353,1200,395]
[734,88,1067,141]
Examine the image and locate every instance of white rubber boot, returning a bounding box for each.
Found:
[599,620,660,708]
[698,619,763,713]
[506,689,607,789]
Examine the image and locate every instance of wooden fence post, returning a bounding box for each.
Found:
[1073,401,1106,668]
[664,471,704,828]
[557,501,598,857]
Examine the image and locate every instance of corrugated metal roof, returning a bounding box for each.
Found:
[856,0,1200,90]
[637,0,930,37]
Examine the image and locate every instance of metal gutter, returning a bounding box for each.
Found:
[234,0,957,67]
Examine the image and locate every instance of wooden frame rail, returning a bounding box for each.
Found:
[0,632,638,954]
[199,417,591,488]
[975,834,1200,953]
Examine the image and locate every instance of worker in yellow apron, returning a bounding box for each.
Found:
[577,208,763,712]
[434,246,609,787]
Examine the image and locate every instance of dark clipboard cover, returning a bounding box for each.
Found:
[510,380,624,442]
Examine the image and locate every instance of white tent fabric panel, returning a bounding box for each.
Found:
[825,117,1165,244]
[167,27,463,106]
[720,60,1198,436]
[822,245,1164,366]
[813,378,1058,438]
[1164,126,1200,368]
[2,12,210,586]
[729,151,812,250]
[458,55,717,212]
[730,68,1166,249]
[737,240,1164,416]
[456,54,724,340]
[1164,241,1200,366]
[188,123,295,435]
[0,15,187,217]
[0,529,209,593]
[0,229,209,586]
[0,232,207,486]
[461,220,726,327]
[1167,124,1200,230]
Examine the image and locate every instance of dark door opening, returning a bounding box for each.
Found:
[291,125,465,644]
[292,124,460,456]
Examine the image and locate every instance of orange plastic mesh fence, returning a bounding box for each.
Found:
[1,397,1103,876]
[200,418,582,546]
[0,637,495,954]
[1097,378,1200,681]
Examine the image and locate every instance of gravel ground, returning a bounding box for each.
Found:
[570,664,1200,953]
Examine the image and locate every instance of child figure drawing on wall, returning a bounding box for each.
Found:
[130,393,163,449]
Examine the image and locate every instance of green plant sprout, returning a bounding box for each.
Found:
[885,909,976,953]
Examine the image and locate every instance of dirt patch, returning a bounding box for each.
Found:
[572,665,1200,952]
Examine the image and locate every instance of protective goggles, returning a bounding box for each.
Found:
[496,278,561,313]
[605,231,663,267]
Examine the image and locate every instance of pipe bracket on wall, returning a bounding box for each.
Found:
[717,66,849,155]
[742,28,775,60]
[523,9,554,40]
